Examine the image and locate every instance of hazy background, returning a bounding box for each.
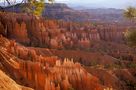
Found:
[55,0,136,9]
[0,0,136,9]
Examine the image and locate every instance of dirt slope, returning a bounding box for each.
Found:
[0,70,33,90]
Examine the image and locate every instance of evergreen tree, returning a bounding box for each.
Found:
[124,7,136,47]
[125,30,136,47]
[124,7,136,20]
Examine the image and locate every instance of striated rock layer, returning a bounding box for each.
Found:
[0,70,33,90]
[0,12,135,90]
[0,12,128,49]
[0,35,105,90]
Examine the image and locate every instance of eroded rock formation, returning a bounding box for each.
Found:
[0,12,128,50]
[0,35,104,90]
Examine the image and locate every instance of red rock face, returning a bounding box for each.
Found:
[0,12,128,49]
[0,36,104,90]
[0,12,136,90]
[0,13,30,45]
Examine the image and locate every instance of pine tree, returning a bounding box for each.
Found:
[124,7,136,20]
[124,7,136,48]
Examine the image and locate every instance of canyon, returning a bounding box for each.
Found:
[3,3,129,23]
[0,4,136,90]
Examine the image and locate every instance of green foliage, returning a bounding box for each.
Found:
[127,63,136,68]
[124,7,136,20]
[104,64,122,69]
[124,7,136,48]
[90,61,98,66]
[68,87,75,90]
[22,0,54,16]
[125,30,136,47]
[32,0,45,16]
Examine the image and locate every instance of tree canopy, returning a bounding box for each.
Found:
[125,30,136,47]
[124,7,136,20]
[0,0,54,16]
[124,7,136,47]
